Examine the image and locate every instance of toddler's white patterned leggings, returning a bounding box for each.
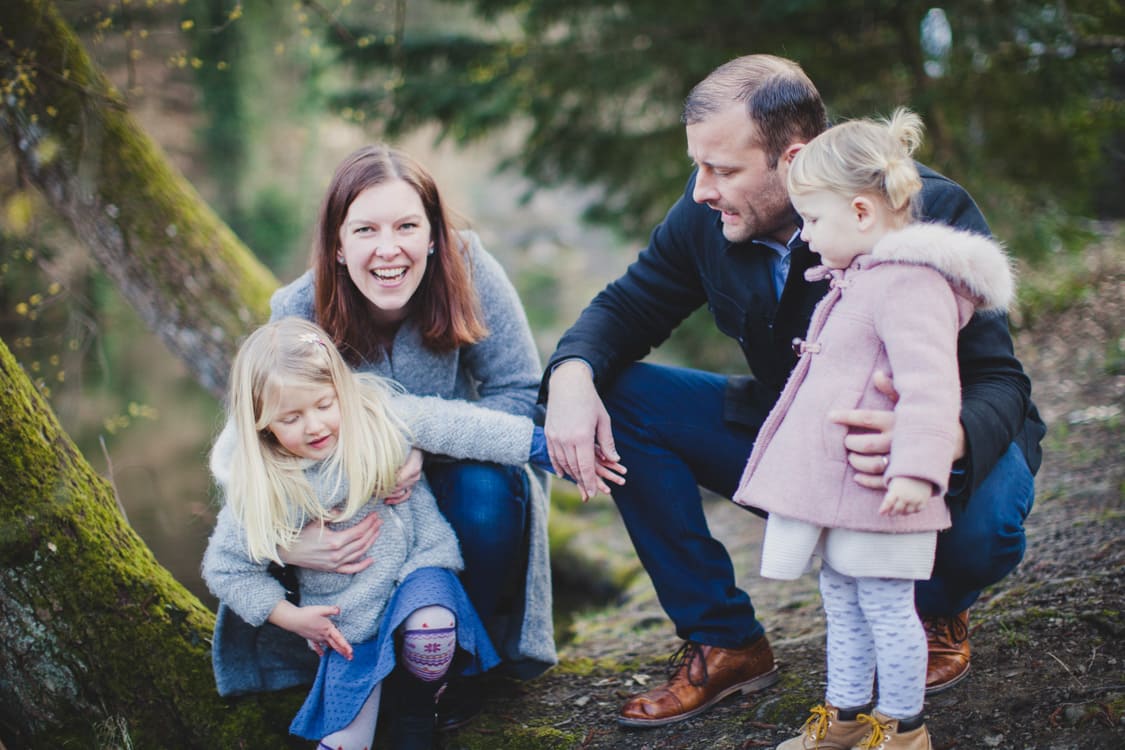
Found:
[820,562,926,719]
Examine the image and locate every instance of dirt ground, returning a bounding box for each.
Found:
[440,232,1125,750]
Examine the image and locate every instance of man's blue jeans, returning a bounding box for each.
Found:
[427,461,530,621]
[602,362,1035,647]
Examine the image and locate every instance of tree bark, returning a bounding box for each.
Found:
[0,0,279,400]
[0,2,308,746]
[0,338,304,747]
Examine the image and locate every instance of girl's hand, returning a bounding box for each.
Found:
[268,601,353,660]
[592,445,627,492]
[533,423,626,500]
[279,512,381,574]
[880,476,933,516]
[386,448,423,505]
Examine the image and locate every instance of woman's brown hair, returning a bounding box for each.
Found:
[312,144,488,365]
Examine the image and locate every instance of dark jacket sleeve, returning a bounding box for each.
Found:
[540,183,708,400]
[918,166,1043,494]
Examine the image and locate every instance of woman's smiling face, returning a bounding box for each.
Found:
[337,178,433,326]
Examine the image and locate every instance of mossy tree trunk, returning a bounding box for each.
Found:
[0,2,312,746]
[0,338,306,747]
[0,0,279,400]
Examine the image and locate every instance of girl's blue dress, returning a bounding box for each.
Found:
[289,566,500,739]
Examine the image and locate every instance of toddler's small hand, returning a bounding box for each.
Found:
[880,476,933,516]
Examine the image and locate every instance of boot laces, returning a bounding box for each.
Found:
[799,704,832,741]
[666,641,709,687]
[855,713,894,749]
[924,613,968,644]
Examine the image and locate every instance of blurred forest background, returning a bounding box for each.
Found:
[1,0,1122,610]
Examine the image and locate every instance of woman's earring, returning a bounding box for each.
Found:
[337,254,346,266]
[427,243,435,257]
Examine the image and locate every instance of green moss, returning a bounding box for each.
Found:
[553,656,635,676]
[750,674,820,726]
[452,724,582,749]
[0,328,296,744]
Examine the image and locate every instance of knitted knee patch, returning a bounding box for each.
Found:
[400,605,457,682]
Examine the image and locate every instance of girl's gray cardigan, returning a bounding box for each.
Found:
[205,393,536,647]
[210,232,554,695]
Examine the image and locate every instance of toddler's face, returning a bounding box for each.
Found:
[792,189,868,269]
[267,383,341,461]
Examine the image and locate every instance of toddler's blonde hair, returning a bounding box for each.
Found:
[225,317,407,563]
[788,107,925,224]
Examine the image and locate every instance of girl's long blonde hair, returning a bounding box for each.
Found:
[225,317,407,563]
[788,107,925,225]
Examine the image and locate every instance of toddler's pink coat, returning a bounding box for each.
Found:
[733,222,1014,534]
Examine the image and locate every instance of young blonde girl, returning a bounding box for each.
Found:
[204,317,573,750]
[733,109,1014,750]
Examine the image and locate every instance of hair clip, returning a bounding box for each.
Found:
[299,333,326,348]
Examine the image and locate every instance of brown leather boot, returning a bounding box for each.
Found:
[618,637,779,727]
[923,609,970,694]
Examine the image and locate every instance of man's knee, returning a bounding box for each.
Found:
[936,444,1035,586]
[936,520,1027,588]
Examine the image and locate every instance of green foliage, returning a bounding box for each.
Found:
[188,0,249,220]
[317,0,1123,258]
[184,0,314,271]
[241,186,305,271]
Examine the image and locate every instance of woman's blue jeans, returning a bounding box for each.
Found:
[601,362,1036,647]
[426,461,530,621]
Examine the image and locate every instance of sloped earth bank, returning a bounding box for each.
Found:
[439,235,1125,750]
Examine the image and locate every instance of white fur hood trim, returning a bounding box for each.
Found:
[871,223,1015,312]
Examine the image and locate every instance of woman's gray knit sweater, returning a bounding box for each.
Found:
[264,231,556,677]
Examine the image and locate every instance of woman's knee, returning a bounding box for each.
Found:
[431,462,527,542]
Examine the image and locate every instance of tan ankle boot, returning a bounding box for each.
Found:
[854,711,933,750]
[775,704,872,749]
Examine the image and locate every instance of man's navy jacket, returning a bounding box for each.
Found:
[544,166,1045,496]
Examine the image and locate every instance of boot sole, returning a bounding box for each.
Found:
[617,666,780,728]
[924,662,970,695]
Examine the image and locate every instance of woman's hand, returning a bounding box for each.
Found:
[268,600,353,660]
[386,448,424,505]
[278,512,381,574]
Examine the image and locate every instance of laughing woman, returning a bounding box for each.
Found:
[211,144,557,732]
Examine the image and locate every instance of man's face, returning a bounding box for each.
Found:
[686,104,799,244]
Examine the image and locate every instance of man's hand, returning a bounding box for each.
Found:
[386,448,423,505]
[278,512,381,574]
[268,600,353,660]
[880,476,933,516]
[545,360,621,501]
[828,371,898,489]
[829,371,965,489]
